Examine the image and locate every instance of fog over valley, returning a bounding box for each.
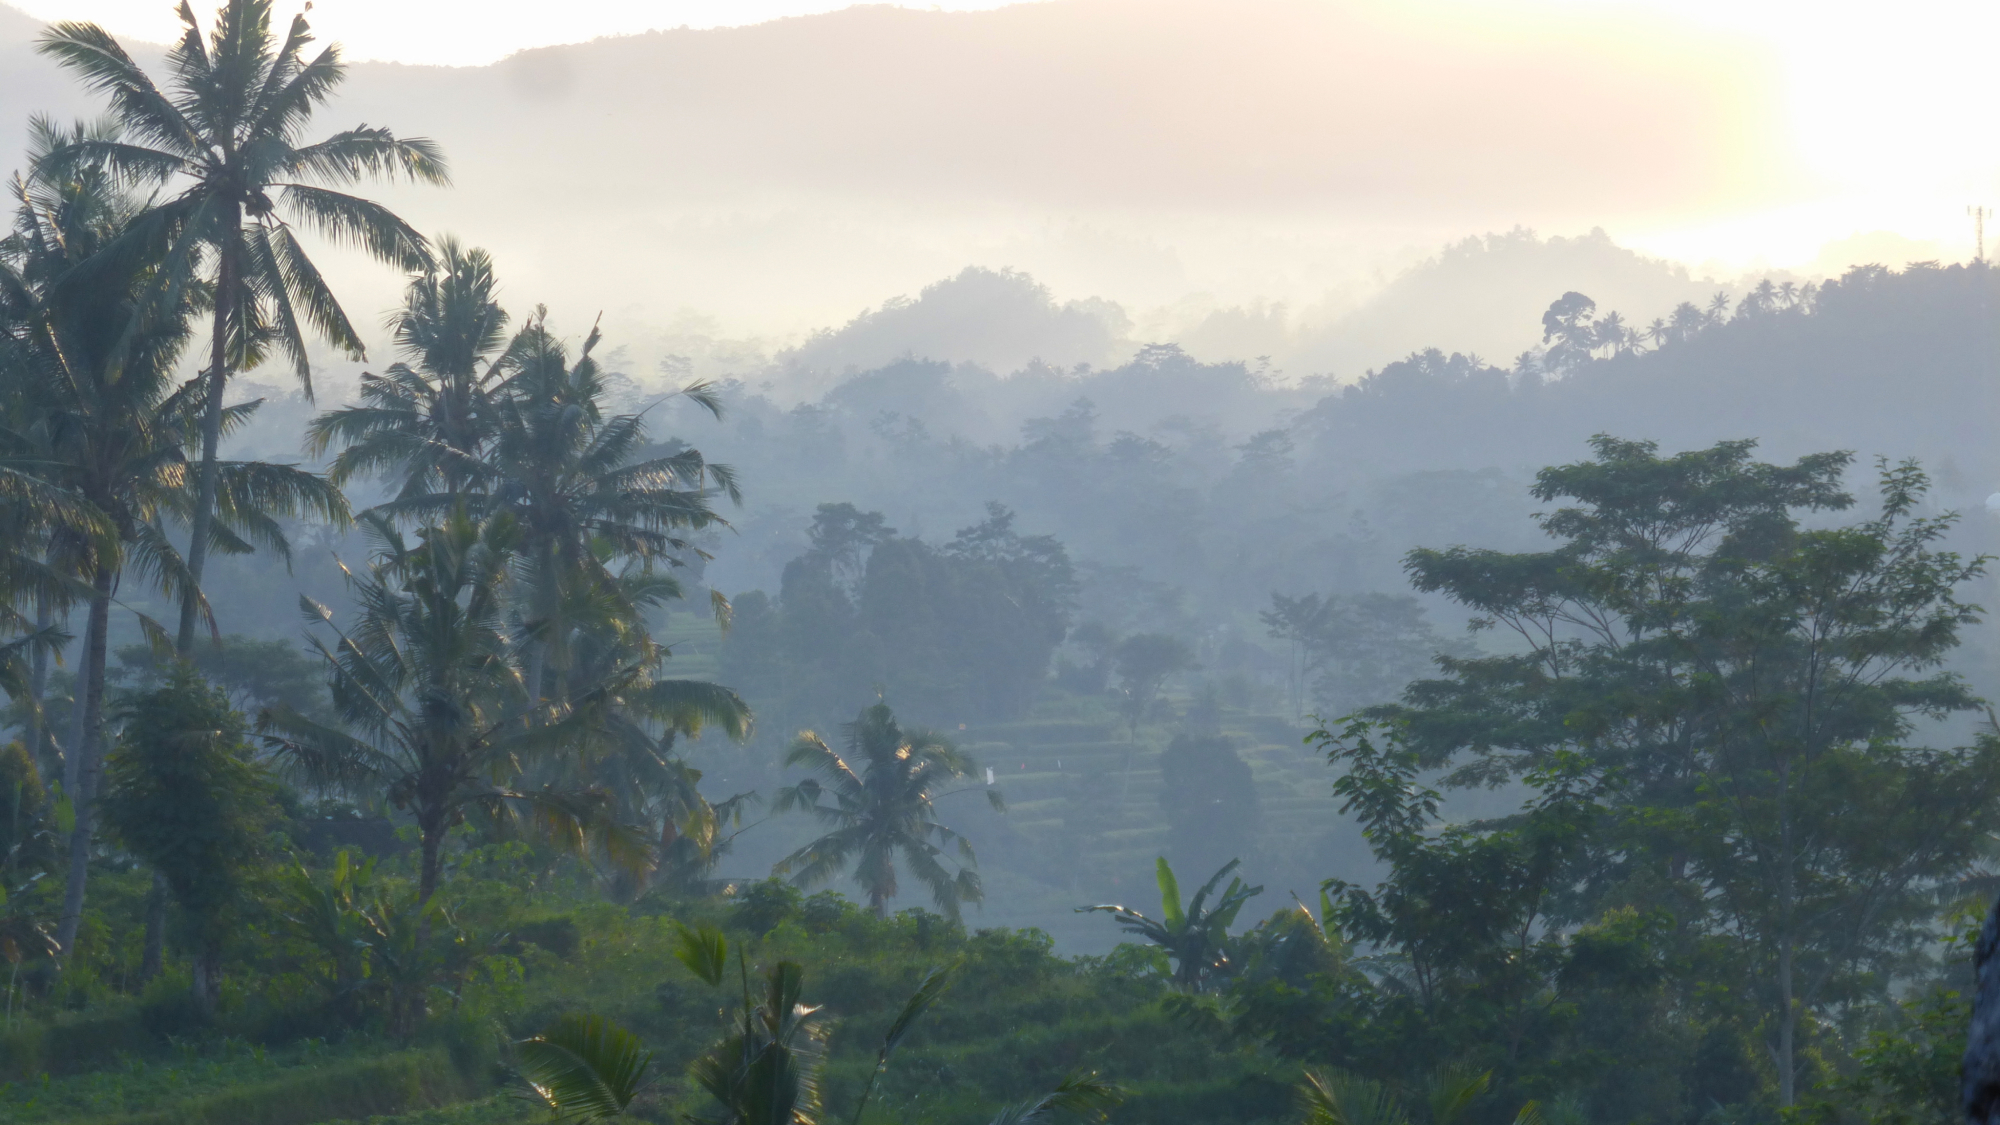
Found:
[3,3,1998,1121]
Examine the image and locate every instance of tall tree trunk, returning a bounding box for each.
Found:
[139,871,168,983]
[190,935,220,1016]
[1777,942,1796,1106]
[1774,758,1798,1107]
[61,635,87,797]
[53,564,112,960]
[176,234,238,655]
[1964,894,2000,1123]
[418,822,442,905]
[27,600,51,767]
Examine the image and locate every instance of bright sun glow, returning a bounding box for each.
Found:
[8,0,1993,273]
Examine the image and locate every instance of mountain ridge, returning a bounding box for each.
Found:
[0,0,1795,372]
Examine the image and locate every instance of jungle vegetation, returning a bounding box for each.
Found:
[0,4,1991,1125]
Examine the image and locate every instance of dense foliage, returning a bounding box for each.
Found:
[0,3,1992,1125]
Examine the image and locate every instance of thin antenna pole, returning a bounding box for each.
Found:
[1971,204,1990,264]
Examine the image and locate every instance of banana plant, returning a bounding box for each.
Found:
[667,922,1122,1125]
[1079,857,1263,991]
[277,850,378,1016]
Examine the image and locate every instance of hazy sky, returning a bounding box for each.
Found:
[10,0,1996,272]
[4,0,1993,381]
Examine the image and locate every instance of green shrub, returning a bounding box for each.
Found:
[0,1004,157,1080]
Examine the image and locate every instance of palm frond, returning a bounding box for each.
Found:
[516,1013,653,1122]
[277,183,429,269]
[986,1073,1124,1125]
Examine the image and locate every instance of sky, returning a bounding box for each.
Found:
[8,0,1997,273]
[9,0,1020,64]
[3,0,1994,379]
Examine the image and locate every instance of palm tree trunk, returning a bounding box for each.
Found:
[61,639,87,796]
[27,600,51,765]
[53,563,112,960]
[176,232,238,655]
[140,872,168,983]
[418,823,442,905]
[191,935,220,1016]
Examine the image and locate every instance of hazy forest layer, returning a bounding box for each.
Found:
[3,3,1997,1123]
[124,257,2000,951]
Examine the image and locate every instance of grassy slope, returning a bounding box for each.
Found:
[5,899,1292,1125]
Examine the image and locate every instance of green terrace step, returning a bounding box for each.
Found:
[54,1048,474,1125]
[965,721,1122,744]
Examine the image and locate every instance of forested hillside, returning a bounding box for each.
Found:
[1,2,1995,1124]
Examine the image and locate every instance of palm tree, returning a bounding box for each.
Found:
[0,450,94,725]
[310,290,738,703]
[1704,290,1732,325]
[1588,310,1627,357]
[475,311,735,700]
[0,120,345,959]
[1079,857,1262,992]
[1667,301,1705,342]
[306,237,512,501]
[774,702,1000,918]
[515,563,754,893]
[259,510,639,902]
[37,0,449,653]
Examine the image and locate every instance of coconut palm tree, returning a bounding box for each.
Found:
[1589,310,1628,357]
[310,293,738,702]
[510,562,754,892]
[773,702,1000,918]
[305,237,513,501]
[472,311,735,701]
[0,448,94,721]
[1704,290,1732,325]
[259,510,644,902]
[36,0,448,654]
[0,118,347,958]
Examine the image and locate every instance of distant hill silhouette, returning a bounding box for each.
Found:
[0,0,1795,346]
[782,267,1128,384]
[1296,261,2000,491]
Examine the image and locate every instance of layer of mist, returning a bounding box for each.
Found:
[0,0,1801,381]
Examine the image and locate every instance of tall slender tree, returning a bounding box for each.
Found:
[260,511,642,902]
[0,119,344,959]
[308,269,738,704]
[36,0,448,653]
[478,312,734,700]
[306,237,512,500]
